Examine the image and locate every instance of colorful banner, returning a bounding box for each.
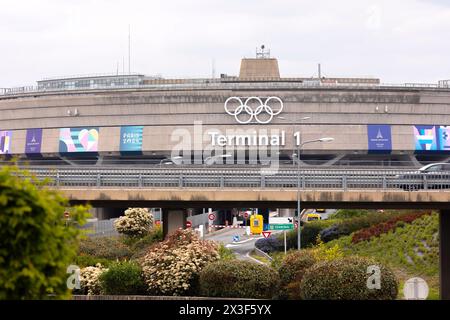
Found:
[59,127,99,153]
[25,128,43,154]
[0,130,12,154]
[414,125,450,151]
[368,124,392,153]
[120,126,143,153]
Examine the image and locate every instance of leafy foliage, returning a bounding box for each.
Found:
[326,213,439,277]
[351,211,432,244]
[199,260,280,299]
[319,211,404,242]
[99,261,146,295]
[328,209,373,219]
[78,236,133,260]
[278,250,317,300]
[114,208,153,238]
[141,229,220,296]
[0,165,89,300]
[218,243,235,261]
[300,256,398,300]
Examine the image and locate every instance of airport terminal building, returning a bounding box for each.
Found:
[1,52,450,169]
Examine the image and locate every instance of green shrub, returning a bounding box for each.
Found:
[0,165,89,299]
[278,250,317,299]
[218,244,235,261]
[298,220,336,248]
[320,212,402,242]
[78,236,133,260]
[129,226,164,259]
[329,209,373,219]
[74,255,114,268]
[99,261,146,295]
[300,256,398,300]
[200,260,280,299]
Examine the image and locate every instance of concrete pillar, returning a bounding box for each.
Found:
[440,210,450,300]
[162,209,186,238]
[259,208,270,230]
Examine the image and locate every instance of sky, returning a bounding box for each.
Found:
[0,0,450,87]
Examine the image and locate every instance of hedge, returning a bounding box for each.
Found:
[300,256,398,300]
[278,250,317,299]
[319,212,402,243]
[351,211,432,244]
[199,260,280,299]
[99,261,146,295]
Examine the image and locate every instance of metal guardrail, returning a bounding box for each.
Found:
[17,167,450,191]
[1,81,450,97]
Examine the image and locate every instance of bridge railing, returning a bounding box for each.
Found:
[16,167,450,191]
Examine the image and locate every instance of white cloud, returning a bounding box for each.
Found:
[0,0,449,87]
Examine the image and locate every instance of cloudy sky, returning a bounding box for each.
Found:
[1,0,449,87]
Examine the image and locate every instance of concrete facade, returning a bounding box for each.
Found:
[2,86,450,157]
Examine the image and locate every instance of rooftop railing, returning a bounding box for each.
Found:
[1,80,449,97]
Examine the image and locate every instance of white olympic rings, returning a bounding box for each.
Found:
[224,96,283,124]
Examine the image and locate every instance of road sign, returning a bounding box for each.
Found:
[269,224,294,231]
[269,217,294,224]
[208,213,216,221]
[244,212,249,219]
[403,277,429,300]
[262,231,272,238]
[232,235,240,242]
[186,221,192,228]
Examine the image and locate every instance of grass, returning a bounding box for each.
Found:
[324,212,440,299]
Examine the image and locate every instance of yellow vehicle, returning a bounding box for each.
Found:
[305,213,322,222]
[250,214,264,235]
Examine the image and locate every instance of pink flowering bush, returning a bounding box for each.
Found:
[114,208,153,237]
[141,229,220,296]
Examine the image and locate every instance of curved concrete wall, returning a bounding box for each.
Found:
[1,86,450,156]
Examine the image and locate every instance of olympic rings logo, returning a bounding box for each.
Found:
[224,96,283,124]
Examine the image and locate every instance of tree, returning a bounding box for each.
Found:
[0,165,88,299]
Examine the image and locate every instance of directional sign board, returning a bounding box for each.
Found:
[233,235,240,243]
[269,217,294,224]
[269,224,294,231]
[269,217,294,231]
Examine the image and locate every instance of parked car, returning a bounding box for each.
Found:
[397,163,450,190]
[304,213,322,222]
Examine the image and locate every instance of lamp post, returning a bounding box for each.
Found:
[278,115,333,250]
[294,137,334,250]
[159,156,182,168]
[204,154,232,166]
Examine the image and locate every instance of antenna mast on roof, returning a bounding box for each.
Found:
[256,45,270,59]
[128,24,131,74]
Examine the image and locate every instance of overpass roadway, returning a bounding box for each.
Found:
[17,166,450,209]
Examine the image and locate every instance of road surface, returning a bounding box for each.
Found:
[205,227,267,263]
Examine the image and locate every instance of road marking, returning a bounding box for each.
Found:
[245,252,266,265]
